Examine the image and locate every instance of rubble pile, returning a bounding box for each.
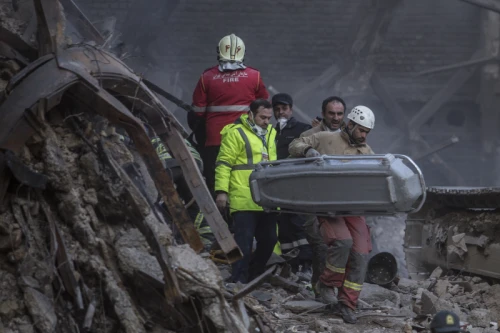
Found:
[0,91,246,332]
[222,263,500,333]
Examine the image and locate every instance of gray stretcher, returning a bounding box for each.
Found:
[249,154,426,216]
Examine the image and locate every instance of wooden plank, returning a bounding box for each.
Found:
[160,127,243,263]
[460,0,500,13]
[408,50,481,131]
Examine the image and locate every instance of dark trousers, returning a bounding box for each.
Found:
[277,213,313,271]
[231,211,277,283]
[201,145,220,198]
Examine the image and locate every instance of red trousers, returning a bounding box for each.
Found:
[318,216,372,309]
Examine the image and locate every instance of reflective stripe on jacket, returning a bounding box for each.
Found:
[192,65,269,147]
[151,137,204,172]
[215,114,277,213]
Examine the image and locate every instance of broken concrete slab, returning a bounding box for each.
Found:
[283,300,326,313]
[448,284,464,296]
[23,287,57,332]
[420,290,466,321]
[359,283,401,307]
[421,290,438,314]
[115,228,163,280]
[396,277,419,294]
[429,267,444,280]
[434,280,451,297]
[468,308,492,328]
[449,281,473,292]
[483,284,500,320]
[471,276,484,284]
[473,282,491,292]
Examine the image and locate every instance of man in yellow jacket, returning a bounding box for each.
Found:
[215,99,278,283]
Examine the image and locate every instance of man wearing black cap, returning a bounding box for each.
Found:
[273,93,312,159]
[430,310,464,333]
[272,93,313,272]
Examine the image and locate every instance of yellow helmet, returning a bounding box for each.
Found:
[217,34,245,62]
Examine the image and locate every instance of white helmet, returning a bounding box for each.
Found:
[217,34,245,62]
[347,105,375,129]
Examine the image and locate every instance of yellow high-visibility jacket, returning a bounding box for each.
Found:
[215,114,277,213]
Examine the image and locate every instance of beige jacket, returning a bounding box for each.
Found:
[289,130,374,157]
[300,120,348,138]
[299,120,334,138]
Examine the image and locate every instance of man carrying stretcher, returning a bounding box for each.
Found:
[288,105,376,324]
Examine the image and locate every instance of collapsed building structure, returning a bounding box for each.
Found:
[0,1,252,332]
[2,0,500,333]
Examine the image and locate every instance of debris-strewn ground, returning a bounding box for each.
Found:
[2,3,500,333]
[222,262,500,333]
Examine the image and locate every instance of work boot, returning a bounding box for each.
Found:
[339,303,357,324]
[315,281,338,305]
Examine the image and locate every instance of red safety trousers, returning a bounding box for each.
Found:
[318,216,372,310]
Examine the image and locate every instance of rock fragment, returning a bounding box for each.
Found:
[468,308,492,328]
[23,287,57,333]
[283,300,325,313]
[429,266,444,279]
[359,283,401,307]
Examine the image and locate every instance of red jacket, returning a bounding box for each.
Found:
[192,65,269,146]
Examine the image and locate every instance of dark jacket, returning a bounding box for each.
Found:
[275,117,312,159]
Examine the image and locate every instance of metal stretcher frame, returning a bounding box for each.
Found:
[251,154,427,216]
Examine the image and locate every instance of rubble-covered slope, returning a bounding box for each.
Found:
[0,98,246,332]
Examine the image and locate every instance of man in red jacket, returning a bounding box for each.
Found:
[190,33,269,195]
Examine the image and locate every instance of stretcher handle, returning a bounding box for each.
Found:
[393,154,427,214]
[256,154,401,168]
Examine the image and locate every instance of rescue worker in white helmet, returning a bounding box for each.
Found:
[189,34,269,197]
[288,106,375,324]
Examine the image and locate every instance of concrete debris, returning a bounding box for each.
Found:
[2,2,500,333]
[396,277,419,294]
[23,287,57,333]
[434,279,452,297]
[483,284,500,320]
[282,300,325,313]
[429,266,444,280]
[448,233,468,259]
[468,309,492,327]
[359,283,401,307]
